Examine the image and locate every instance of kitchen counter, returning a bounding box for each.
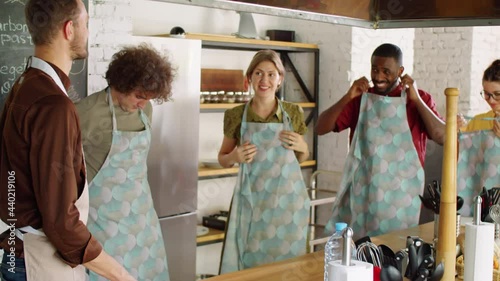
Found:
[209,222,460,281]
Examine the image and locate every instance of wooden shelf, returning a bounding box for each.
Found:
[196,223,329,248]
[197,226,225,246]
[198,160,316,179]
[200,102,316,110]
[155,33,318,52]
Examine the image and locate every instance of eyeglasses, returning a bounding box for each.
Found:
[480,90,500,101]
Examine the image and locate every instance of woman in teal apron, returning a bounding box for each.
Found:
[218,50,311,274]
[77,45,174,281]
[457,59,500,216]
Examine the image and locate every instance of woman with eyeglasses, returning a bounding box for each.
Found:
[456,59,500,217]
[460,59,500,135]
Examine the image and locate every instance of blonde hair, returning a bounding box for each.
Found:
[245,49,285,90]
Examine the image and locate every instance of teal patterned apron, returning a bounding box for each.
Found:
[87,89,169,281]
[219,100,311,274]
[457,128,500,216]
[325,91,425,238]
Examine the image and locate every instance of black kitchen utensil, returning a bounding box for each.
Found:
[380,264,403,281]
[429,262,445,281]
[354,235,372,248]
[481,187,490,221]
[406,236,424,249]
[457,196,464,211]
[415,267,429,281]
[419,195,439,214]
[378,244,397,267]
[418,254,434,272]
[394,250,408,276]
[432,180,441,197]
[405,244,418,280]
[425,183,435,199]
[490,187,500,205]
[417,243,433,260]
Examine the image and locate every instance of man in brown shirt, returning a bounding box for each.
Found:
[0,0,135,280]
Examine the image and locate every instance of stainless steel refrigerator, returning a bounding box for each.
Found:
[135,36,201,281]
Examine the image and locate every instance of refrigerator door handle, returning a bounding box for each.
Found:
[160,211,198,220]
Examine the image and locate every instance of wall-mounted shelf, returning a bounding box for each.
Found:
[196,226,225,246]
[157,33,318,52]
[199,102,316,111]
[170,33,322,252]
[198,160,316,179]
[195,221,329,247]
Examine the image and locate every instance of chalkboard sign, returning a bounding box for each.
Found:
[0,0,88,107]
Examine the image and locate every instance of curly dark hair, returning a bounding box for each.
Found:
[483,59,500,83]
[105,43,175,103]
[25,0,81,45]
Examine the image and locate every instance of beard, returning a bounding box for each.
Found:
[373,78,399,95]
[70,36,88,61]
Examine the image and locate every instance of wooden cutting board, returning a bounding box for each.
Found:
[201,69,246,92]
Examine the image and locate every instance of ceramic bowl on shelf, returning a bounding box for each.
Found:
[197,225,209,237]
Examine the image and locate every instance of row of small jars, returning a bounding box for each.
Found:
[200,91,252,104]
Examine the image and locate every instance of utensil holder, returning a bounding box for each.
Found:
[328,260,373,281]
[464,222,494,281]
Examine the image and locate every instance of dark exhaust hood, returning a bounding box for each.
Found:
[154,0,500,29]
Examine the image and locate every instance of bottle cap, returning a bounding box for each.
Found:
[335,222,348,232]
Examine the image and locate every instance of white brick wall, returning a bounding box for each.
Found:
[470,26,500,116]
[414,27,473,116]
[88,0,133,95]
[412,27,500,118]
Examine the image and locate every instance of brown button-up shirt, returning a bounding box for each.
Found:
[0,61,102,267]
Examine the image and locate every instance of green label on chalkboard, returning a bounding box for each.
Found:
[0,0,88,107]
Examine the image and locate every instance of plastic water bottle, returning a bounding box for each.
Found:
[324,222,356,281]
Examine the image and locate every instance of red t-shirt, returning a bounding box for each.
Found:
[334,85,442,166]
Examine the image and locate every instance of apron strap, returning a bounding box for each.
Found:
[106,87,151,131]
[240,98,291,139]
[139,108,151,130]
[15,226,46,241]
[106,87,118,131]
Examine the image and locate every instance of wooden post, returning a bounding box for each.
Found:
[437,87,459,280]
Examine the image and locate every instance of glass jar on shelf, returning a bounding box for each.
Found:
[235,91,244,103]
[218,91,227,103]
[226,92,235,103]
[200,91,209,103]
[210,91,219,103]
[242,91,251,102]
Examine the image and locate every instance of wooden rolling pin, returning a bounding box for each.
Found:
[436,87,459,280]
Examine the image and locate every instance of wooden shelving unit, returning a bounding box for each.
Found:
[156,33,318,51]
[196,221,329,247]
[200,102,315,110]
[162,33,322,248]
